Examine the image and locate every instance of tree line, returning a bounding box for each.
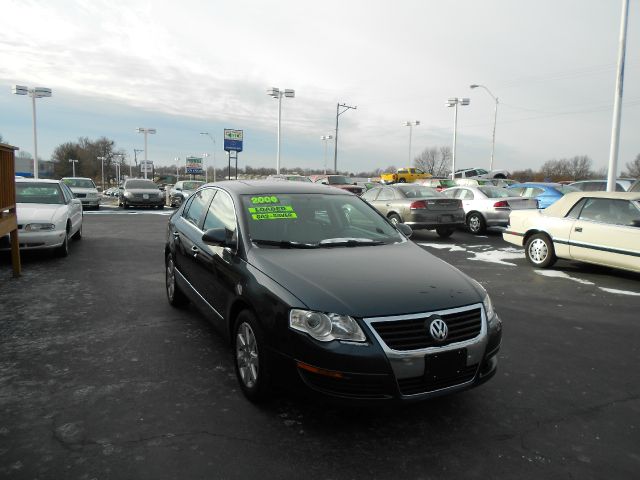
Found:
[4,133,640,182]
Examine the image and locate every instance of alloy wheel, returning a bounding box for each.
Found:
[236,322,259,389]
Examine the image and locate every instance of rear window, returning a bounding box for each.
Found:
[125,180,158,189]
[478,186,511,198]
[396,185,442,198]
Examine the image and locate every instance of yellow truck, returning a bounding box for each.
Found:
[380,167,432,184]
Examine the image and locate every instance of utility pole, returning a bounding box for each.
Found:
[334,103,357,174]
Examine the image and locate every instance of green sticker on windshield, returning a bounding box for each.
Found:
[251,196,279,204]
[249,204,297,220]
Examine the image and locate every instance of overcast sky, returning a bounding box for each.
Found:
[1,0,639,175]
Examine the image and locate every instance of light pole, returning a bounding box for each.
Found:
[334,103,357,174]
[470,84,498,171]
[97,156,106,190]
[404,121,420,164]
[133,148,144,174]
[136,128,156,179]
[202,153,209,182]
[69,158,78,177]
[174,157,180,180]
[200,132,217,182]
[267,87,295,174]
[320,135,334,174]
[446,98,471,179]
[114,154,127,179]
[12,85,52,179]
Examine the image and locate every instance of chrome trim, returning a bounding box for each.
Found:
[174,267,224,320]
[363,303,488,398]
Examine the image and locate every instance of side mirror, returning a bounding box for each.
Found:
[202,228,234,248]
[396,223,413,238]
[321,181,328,185]
[175,187,182,191]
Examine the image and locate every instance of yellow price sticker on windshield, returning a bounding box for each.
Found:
[251,196,279,204]
[249,204,297,220]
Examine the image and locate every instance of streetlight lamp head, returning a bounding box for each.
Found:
[267,87,280,97]
[12,85,28,95]
[461,98,471,106]
[415,120,421,126]
[284,89,295,98]
[470,84,479,89]
[33,87,52,97]
[200,132,208,135]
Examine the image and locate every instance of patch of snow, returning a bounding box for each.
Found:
[467,249,523,266]
[418,243,467,252]
[598,287,640,296]
[534,270,595,285]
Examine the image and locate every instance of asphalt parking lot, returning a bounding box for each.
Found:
[1,206,639,480]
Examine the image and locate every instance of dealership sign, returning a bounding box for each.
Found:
[140,160,153,173]
[185,156,203,174]
[224,129,243,152]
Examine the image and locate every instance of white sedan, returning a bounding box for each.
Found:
[0,178,83,257]
[503,191,640,273]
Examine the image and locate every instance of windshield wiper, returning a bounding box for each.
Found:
[318,238,386,247]
[252,239,319,249]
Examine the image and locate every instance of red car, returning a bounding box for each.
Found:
[309,175,364,195]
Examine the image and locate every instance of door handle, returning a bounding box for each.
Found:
[172,231,180,238]
[191,245,200,257]
[574,227,582,232]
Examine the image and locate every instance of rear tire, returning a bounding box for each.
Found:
[398,178,406,183]
[233,310,272,403]
[525,233,557,268]
[467,212,486,234]
[166,252,189,307]
[436,227,454,238]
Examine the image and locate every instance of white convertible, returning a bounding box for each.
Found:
[503,191,640,273]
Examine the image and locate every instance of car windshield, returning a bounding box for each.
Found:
[396,185,443,198]
[126,180,158,189]
[287,176,312,182]
[327,176,351,185]
[439,180,456,188]
[63,178,95,188]
[16,183,65,204]
[478,186,512,198]
[241,193,403,247]
[183,181,205,190]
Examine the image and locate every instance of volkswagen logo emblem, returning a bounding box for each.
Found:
[428,317,448,341]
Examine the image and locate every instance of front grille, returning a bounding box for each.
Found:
[371,307,482,351]
[298,370,393,400]
[75,193,87,198]
[397,364,478,395]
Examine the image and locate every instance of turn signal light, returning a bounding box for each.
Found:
[409,201,427,209]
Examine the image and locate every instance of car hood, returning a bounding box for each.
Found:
[247,240,482,317]
[16,203,66,224]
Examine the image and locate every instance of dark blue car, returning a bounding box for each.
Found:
[506,182,579,209]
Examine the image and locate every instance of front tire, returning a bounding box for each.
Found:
[467,212,486,234]
[525,233,557,268]
[56,228,70,257]
[234,310,271,402]
[388,213,402,226]
[166,252,189,307]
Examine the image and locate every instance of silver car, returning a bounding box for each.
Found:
[362,184,465,237]
[169,180,206,207]
[443,185,538,234]
[61,177,101,210]
[118,179,165,209]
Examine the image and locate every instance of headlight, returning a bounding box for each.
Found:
[24,223,55,231]
[124,191,133,197]
[482,294,495,320]
[290,309,366,342]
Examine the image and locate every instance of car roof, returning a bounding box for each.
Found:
[509,182,561,187]
[15,178,61,184]
[544,191,640,216]
[207,180,350,196]
[61,176,92,180]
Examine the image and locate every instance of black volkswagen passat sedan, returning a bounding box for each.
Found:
[165,181,502,403]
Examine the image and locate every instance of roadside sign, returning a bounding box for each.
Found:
[224,129,243,152]
[185,156,203,174]
[140,160,153,173]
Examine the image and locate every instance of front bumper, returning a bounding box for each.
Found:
[79,197,100,207]
[0,229,66,250]
[280,303,502,403]
[123,195,165,206]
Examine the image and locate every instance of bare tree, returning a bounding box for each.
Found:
[622,154,640,178]
[414,146,451,177]
[566,155,593,180]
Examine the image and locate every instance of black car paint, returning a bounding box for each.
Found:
[165,180,501,402]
